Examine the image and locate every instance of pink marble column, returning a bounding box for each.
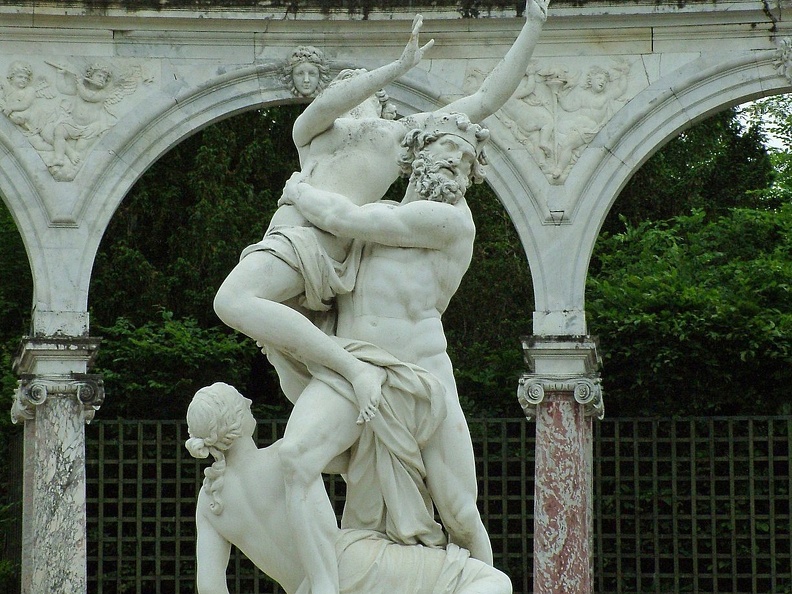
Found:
[519,337,602,594]
[533,392,593,593]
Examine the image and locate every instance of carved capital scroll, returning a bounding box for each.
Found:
[519,334,603,420]
[11,335,103,423]
[518,374,604,420]
[12,374,105,424]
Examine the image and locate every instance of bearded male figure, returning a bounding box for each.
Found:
[275,112,496,594]
[214,1,548,429]
[214,5,547,593]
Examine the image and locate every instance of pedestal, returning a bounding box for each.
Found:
[518,336,602,594]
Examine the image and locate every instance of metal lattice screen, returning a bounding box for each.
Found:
[594,418,792,594]
[66,416,792,592]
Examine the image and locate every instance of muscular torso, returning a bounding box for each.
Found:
[335,206,474,377]
[302,117,409,203]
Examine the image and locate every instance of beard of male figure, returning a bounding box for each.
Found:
[410,150,470,205]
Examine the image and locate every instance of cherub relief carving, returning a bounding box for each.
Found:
[46,61,143,180]
[0,62,57,152]
[500,60,631,184]
[0,60,146,181]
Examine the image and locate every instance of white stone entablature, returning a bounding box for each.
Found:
[0,0,788,339]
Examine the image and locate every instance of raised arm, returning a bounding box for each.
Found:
[441,0,548,123]
[282,178,471,250]
[292,15,434,149]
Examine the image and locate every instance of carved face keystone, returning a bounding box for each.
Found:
[292,62,321,97]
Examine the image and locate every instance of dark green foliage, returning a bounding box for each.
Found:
[0,204,29,436]
[91,107,301,328]
[443,181,534,418]
[606,109,776,233]
[89,107,304,418]
[93,310,258,419]
[587,207,792,416]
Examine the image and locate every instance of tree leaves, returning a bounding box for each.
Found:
[588,206,792,416]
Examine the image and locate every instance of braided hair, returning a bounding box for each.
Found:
[185,383,249,515]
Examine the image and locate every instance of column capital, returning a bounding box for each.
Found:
[517,375,604,420]
[521,335,601,375]
[13,336,101,376]
[519,335,604,420]
[11,336,104,424]
[12,374,105,424]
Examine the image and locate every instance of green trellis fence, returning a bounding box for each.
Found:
[5,416,792,593]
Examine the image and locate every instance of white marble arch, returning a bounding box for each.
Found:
[0,121,70,334]
[3,47,791,340]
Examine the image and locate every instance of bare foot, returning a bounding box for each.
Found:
[352,364,387,424]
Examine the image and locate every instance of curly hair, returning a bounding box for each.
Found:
[7,61,32,82]
[185,383,249,515]
[398,115,490,184]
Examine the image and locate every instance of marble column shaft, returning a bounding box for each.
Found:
[533,392,593,594]
[519,336,602,594]
[21,395,88,594]
[12,336,102,594]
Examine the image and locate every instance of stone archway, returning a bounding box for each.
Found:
[1,4,789,592]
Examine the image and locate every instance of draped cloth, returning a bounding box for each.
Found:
[335,530,485,594]
[271,337,449,548]
[240,225,363,313]
[307,339,448,549]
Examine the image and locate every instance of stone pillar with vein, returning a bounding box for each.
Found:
[11,337,103,594]
[518,336,603,594]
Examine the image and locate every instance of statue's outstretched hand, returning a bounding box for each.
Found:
[398,14,435,70]
[526,0,548,22]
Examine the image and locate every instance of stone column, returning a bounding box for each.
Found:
[518,336,603,594]
[11,337,103,594]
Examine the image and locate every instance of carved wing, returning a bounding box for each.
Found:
[104,65,142,106]
[34,78,56,100]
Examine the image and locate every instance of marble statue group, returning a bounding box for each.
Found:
[185,3,548,593]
